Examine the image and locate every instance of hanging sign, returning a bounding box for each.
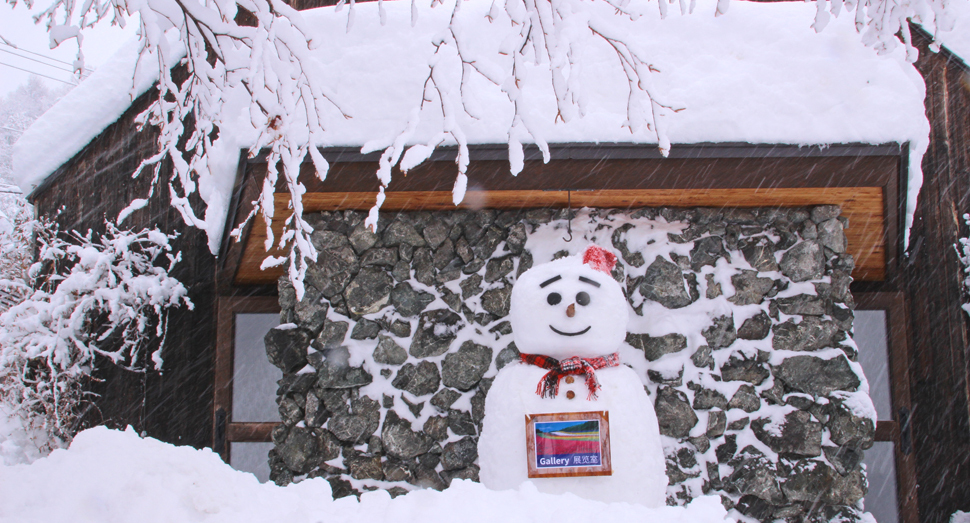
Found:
[525,411,612,478]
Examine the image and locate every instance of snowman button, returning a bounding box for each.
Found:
[565,376,575,384]
[566,390,576,400]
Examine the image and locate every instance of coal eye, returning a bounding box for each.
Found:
[576,292,590,306]
[547,292,562,305]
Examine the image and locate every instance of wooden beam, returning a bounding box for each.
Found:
[233,187,885,285]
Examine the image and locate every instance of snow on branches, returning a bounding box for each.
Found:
[3,0,955,299]
[0,223,191,442]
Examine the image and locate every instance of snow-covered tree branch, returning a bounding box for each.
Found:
[2,0,955,299]
[0,223,191,443]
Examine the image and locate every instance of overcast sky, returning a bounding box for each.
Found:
[0,4,135,97]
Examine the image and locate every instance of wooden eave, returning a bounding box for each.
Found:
[219,143,906,289]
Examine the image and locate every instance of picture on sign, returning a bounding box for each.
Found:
[526,411,612,478]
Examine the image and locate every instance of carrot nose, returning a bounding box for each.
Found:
[566,303,576,317]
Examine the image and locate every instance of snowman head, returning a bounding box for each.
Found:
[510,245,629,359]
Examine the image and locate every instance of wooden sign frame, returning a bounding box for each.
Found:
[525,411,612,478]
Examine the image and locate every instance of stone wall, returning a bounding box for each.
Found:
[264,206,874,523]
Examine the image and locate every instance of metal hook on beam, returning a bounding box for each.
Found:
[563,190,574,242]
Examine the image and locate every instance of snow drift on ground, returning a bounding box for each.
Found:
[13,0,930,252]
[0,426,732,523]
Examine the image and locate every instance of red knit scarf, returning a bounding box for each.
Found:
[519,352,620,400]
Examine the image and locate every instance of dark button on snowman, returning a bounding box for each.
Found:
[479,245,667,506]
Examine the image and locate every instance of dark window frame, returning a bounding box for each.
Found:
[214,296,280,461]
[854,291,918,523]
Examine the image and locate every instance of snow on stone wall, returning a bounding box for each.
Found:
[266,205,874,523]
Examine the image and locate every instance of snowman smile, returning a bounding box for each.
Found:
[549,325,591,336]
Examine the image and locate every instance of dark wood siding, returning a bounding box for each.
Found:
[906,27,970,523]
[28,86,217,449]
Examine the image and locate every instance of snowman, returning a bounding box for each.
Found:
[478,245,668,506]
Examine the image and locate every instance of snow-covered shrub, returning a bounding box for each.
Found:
[0,222,192,447]
[957,214,970,316]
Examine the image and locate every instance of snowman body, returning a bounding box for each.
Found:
[478,249,668,506]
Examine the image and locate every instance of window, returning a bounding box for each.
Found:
[214,297,281,482]
[854,293,917,523]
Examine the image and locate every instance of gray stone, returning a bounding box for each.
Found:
[823,445,864,476]
[771,317,839,352]
[328,397,381,444]
[648,365,684,386]
[382,459,411,483]
[689,436,711,454]
[391,361,441,397]
[462,259,485,274]
[391,260,411,282]
[690,236,729,271]
[752,410,822,457]
[410,309,463,358]
[441,465,481,485]
[691,345,714,369]
[824,470,867,505]
[277,427,329,474]
[626,332,688,361]
[422,220,450,249]
[389,320,411,338]
[348,222,379,253]
[390,283,435,317]
[344,267,394,315]
[411,248,434,286]
[741,237,779,272]
[441,341,493,391]
[430,388,461,411]
[612,224,645,267]
[780,240,825,282]
[287,284,329,335]
[776,294,826,316]
[350,319,381,340]
[728,449,784,503]
[360,247,398,267]
[496,344,520,370]
[346,454,383,481]
[306,232,359,299]
[705,274,723,299]
[720,356,769,385]
[737,311,771,340]
[715,434,737,463]
[727,417,750,431]
[411,465,448,491]
[481,285,512,317]
[691,386,728,410]
[485,255,515,283]
[506,223,527,254]
[782,459,835,502]
[381,410,433,459]
[278,396,302,425]
[384,220,427,247]
[315,320,348,349]
[728,385,761,413]
[455,237,473,263]
[707,410,727,438]
[373,336,408,365]
[640,256,693,309]
[264,326,311,373]
[447,409,477,436]
[703,314,736,349]
[401,395,424,417]
[728,270,775,306]
[304,393,329,427]
[811,204,842,223]
[800,219,818,240]
[772,354,861,396]
[460,274,483,299]
[655,387,698,438]
[432,239,456,270]
[826,397,875,449]
[818,218,847,253]
[441,437,479,471]
[472,227,504,260]
[423,416,449,441]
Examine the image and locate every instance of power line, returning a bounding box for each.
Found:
[0,48,75,73]
[0,42,75,67]
[0,61,75,85]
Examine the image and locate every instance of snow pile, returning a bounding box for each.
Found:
[919,0,970,63]
[0,426,732,523]
[13,0,929,252]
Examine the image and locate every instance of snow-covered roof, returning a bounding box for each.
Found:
[13,0,929,235]
[920,0,970,65]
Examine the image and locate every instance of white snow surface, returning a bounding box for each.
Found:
[0,426,732,523]
[13,0,930,252]
[919,0,970,65]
